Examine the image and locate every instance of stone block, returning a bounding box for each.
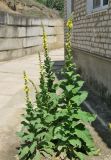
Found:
[0,11,7,24]
[0,38,23,51]
[26,27,42,37]
[23,36,42,48]
[0,11,64,61]
[31,18,49,26]
[0,25,26,38]
[6,13,27,26]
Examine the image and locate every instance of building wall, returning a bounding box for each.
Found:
[0,11,64,61]
[72,0,111,59]
[65,0,111,103]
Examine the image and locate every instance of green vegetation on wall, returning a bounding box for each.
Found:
[36,0,64,16]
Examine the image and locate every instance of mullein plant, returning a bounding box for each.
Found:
[17,72,40,160]
[17,50,58,160]
[51,19,99,160]
[17,24,58,159]
[17,65,55,160]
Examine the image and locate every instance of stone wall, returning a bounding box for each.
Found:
[0,11,64,61]
[64,0,111,102]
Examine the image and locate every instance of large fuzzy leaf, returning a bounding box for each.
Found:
[69,138,81,148]
[45,114,55,123]
[74,151,85,160]
[74,109,96,123]
[66,85,74,92]
[30,141,37,154]
[19,146,29,159]
[75,125,95,150]
[33,150,41,160]
[71,91,88,106]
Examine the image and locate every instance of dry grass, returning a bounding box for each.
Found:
[0,0,60,18]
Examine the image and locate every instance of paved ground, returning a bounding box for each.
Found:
[0,48,111,160]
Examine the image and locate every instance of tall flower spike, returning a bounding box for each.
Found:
[23,71,30,103]
[41,23,48,55]
[66,18,73,30]
[38,51,44,74]
[65,18,75,71]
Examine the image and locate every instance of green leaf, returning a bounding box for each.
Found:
[55,109,68,119]
[66,71,74,77]
[33,150,41,160]
[74,109,96,123]
[54,133,62,140]
[36,132,46,140]
[49,92,59,106]
[30,120,37,126]
[69,138,81,148]
[19,146,29,159]
[72,87,80,94]
[58,145,64,151]
[71,121,78,128]
[74,151,85,160]
[75,125,95,149]
[35,123,44,130]
[71,91,88,106]
[77,81,84,88]
[45,114,55,123]
[45,127,54,141]
[40,151,51,158]
[16,131,24,138]
[25,133,34,142]
[43,148,54,156]
[30,141,37,154]
[66,85,74,92]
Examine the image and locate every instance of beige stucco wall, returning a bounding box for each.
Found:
[0,11,64,61]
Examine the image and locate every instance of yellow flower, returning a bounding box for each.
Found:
[66,19,73,29]
[43,32,48,51]
[24,72,29,82]
[24,85,29,93]
[108,123,111,129]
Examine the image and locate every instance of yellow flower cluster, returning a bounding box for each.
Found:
[24,85,29,93]
[66,31,71,51]
[24,72,29,92]
[43,32,48,52]
[66,41,71,49]
[66,19,73,29]
[108,123,111,129]
[23,71,30,102]
[24,73,29,81]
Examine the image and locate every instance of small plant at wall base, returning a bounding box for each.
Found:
[17,19,99,160]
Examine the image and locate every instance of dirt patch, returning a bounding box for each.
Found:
[0,0,60,18]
